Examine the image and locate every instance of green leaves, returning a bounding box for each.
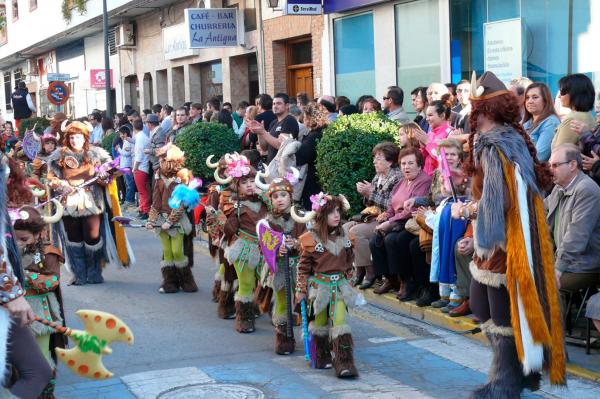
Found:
[101,132,116,155]
[316,112,399,214]
[18,117,50,139]
[174,122,240,179]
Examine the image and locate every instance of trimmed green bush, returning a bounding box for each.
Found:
[175,122,240,180]
[316,112,399,215]
[17,117,50,138]
[101,131,116,155]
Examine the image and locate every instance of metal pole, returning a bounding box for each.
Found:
[103,0,112,118]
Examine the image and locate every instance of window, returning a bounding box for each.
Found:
[200,62,223,105]
[244,0,257,32]
[29,0,37,11]
[334,13,375,102]
[108,27,117,56]
[4,71,12,111]
[288,40,311,65]
[395,0,441,115]
[13,68,22,86]
[11,0,18,21]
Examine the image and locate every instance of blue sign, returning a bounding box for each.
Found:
[287,0,322,15]
[324,0,386,14]
[185,8,238,48]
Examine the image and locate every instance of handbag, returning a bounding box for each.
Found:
[405,217,421,236]
[415,213,433,253]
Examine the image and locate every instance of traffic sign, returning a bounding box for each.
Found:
[47,81,70,105]
[47,73,71,82]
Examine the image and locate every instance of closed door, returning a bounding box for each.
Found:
[289,67,313,98]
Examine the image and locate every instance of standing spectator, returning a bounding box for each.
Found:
[101,117,114,140]
[132,119,151,220]
[89,112,104,146]
[445,83,457,105]
[117,126,135,208]
[509,76,533,123]
[189,103,203,124]
[552,73,596,148]
[142,108,152,123]
[422,96,453,175]
[216,109,234,130]
[249,93,299,162]
[144,114,166,174]
[222,102,232,113]
[295,103,329,210]
[383,87,409,123]
[411,87,429,131]
[250,94,276,149]
[452,80,471,132]
[335,96,351,112]
[160,104,174,133]
[232,100,249,137]
[127,110,141,125]
[545,144,600,311]
[206,97,221,121]
[241,105,258,150]
[296,92,310,107]
[426,82,449,103]
[11,81,36,129]
[523,83,560,162]
[152,103,162,118]
[289,104,309,141]
[318,95,338,122]
[339,105,359,116]
[165,107,190,144]
[362,98,381,114]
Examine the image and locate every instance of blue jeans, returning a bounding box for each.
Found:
[124,173,136,203]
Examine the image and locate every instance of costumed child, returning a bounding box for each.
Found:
[255,172,306,355]
[12,201,67,398]
[146,143,198,294]
[293,193,359,378]
[221,153,269,333]
[32,131,60,181]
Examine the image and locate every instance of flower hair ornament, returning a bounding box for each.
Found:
[310,192,328,211]
[290,193,351,224]
[210,152,250,185]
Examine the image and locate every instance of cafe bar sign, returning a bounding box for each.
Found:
[184,8,238,48]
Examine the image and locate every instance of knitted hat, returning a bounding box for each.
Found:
[267,178,293,197]
[470,71,511,101]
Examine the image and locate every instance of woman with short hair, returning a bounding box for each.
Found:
[552,73,596,148]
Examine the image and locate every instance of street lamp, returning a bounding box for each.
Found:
[267,0,279,8]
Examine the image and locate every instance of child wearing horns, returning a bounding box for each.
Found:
[293,193,359,378]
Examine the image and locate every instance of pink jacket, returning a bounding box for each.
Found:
[422,122,452,175]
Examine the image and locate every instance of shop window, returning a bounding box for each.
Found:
[395,0,441,115]
[334,13,375,102]
[11,0,18,21]
[4,71,12,111]
[201,62,223,105]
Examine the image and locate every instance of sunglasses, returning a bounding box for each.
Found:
[383,96,390,100]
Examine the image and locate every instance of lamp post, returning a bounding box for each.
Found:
[102,0,112,118]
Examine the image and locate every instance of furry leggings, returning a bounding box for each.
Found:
[233,261,256,299]
[159,232,185,263]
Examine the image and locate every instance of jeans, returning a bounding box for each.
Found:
[124,173,136,203]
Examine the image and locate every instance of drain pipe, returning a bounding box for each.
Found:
[256,0,267,93]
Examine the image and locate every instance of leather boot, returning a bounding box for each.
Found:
[235,296,255,333]
[217,281,236,319]
[351,266,365,287]
[359,266,376,289]
[398,281,418,301]
[274,319,295,355]
[67,241,87,285]
[212,271,222,302]
[331,327,358,378]
[176,265,198,293]
[159,263,179,294]
[449,299,472,317]
[84,239,104,284]
[373,276,399,295]
[309,324,332,369]
[416,284,439,307]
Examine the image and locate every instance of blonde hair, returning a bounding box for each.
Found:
[245,105,258,121]
[398,122,423,148]
[303,103,329,131]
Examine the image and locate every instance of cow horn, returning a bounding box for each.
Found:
[291,206,315,224]
[60,120,69,132]
[214,169,232,185]
[42,199,64,224]
[254,171,269,192]
[339,194,351,212]
[205,155,220,169]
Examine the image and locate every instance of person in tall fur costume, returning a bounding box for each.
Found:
[221,154,269,333]
[451,71,565,398]
[255,173,306,355]
[293,193,359,378]
[32,131,60,181]
[12,202,67,398]
[146,143,199,294]
[47,121,134,285]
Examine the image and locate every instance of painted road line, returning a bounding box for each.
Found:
[368,336,405,344]
[121,367,214,398]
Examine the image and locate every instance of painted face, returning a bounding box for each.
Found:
[14,230,38,249]
[525,87,545,116]
[238,177,256,196]
[69,133,85,151]
[400,154,421,180]
[271,190,291,212]
[43,141,56,153]
[373,151,392,174]
[426,105,445,129]
[326,206,341,228]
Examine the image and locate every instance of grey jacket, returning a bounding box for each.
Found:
[149,126,166,171]
[545,171,600,273]
[386,107,410,123]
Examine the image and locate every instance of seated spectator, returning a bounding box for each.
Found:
[383,86,409,123]
[343,142,402,290]
[522,83,560,162]
[450,223,474,317]
[552,73,596,148]
[422,95,454,175]
[545,144,600,315]
[369,147,432,296]
[586,292,600,333]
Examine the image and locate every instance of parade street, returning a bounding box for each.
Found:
[54,227,599,399]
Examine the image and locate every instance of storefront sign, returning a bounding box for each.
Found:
[184,8,238,48]
[163,23,200,60]
[47,73,70,82]
[90,69,113,89]
[324,0,386,14]
[484,18,523,85]
[47,81,70,105]
[286,0,322,15]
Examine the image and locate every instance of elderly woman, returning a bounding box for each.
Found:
[522,83,560,161]
[343,142,402,289]
[369,147,432,295]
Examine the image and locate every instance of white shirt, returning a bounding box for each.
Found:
[133,130,150,174]
[90,124,104,145]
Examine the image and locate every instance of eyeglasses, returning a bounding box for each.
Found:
[373,156,387,162]
[549,160,571,168]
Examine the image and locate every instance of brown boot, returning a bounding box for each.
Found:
[217,281,236,319]
[274,319,295,355]
[331,326,358,378]
[254,285,274,315]
[212,271,222,302]
[159,263,179,294]
[309,324,332,369]
[373,276,399,295]
[235,296,256,333]
[175,260,198,292]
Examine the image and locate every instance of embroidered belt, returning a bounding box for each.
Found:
[237,229,258,244]
[309,272,346,321]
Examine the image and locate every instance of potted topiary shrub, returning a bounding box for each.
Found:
[174,122,240,180]
[17,117,50,138]
[316,112,400,215]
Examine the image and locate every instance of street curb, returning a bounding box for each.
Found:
[362,289,600,384]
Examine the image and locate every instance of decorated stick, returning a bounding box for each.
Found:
[35,309,134,380]
[282,234,294,339]
[111,216,178,229]
[301,299,310,362]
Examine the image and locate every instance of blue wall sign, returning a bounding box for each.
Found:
[184,8,238,48]
[286,0,322,15]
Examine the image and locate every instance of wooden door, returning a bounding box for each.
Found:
[289,66,313,99]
